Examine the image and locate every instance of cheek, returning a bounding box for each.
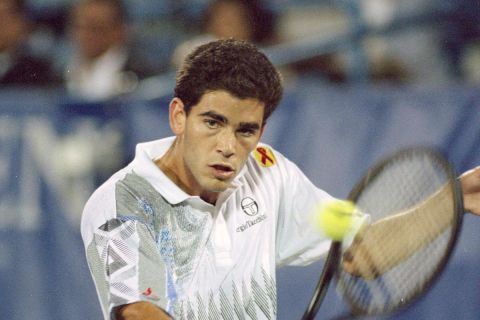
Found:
[183,130,211,164]
[238,141,258,161]
[185,121,220,151]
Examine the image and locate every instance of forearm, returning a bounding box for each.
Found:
[115,301,172,320]
[343,183,455,278]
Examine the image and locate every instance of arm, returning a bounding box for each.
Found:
[343,166,480,279]
[115,302,172,320]
[342,183,453,279]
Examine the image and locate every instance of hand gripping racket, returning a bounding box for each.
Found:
[302,146,464,319]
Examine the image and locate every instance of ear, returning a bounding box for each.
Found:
[169,98,187,135]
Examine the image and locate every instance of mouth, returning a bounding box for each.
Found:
[209,163,236,180]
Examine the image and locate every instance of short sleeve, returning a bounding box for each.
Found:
[85,218,169,319]
[274,157,370,267]
[275,158,335,266]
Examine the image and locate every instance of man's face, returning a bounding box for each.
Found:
[70,2,124,60]
[206,1,253,42]
[175,90,264,198]
[0,1,27,52]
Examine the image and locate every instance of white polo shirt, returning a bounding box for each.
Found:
[81,137,340,319]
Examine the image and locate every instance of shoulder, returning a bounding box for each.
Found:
[241,143,296,185]
[244,143,312,189]
[247,143,298,173]
[80,168,127,246]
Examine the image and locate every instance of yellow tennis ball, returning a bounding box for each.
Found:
[316,200,357,241]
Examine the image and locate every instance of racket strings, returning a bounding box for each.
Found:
[337,152,456,314]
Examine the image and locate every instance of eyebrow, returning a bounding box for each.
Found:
[200,111,228,124]
[238,122,261,131]
[199,111,261,131]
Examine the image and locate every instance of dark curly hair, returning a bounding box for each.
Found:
[174,39,283,123]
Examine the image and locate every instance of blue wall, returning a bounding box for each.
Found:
[1,80,479,319]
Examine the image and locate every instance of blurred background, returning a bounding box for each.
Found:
[1,0,480,319]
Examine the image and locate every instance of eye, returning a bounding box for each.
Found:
[204,119,220,129]
[238,128,257,137]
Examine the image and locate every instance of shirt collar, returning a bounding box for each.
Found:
[132,137,189,204]
[131,137,245,206]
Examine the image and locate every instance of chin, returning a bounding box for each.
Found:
[205,180,233,193]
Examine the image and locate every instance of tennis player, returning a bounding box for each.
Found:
[81,39,480,320]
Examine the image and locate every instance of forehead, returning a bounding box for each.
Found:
[192,90,265,121]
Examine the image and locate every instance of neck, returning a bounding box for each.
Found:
[154,143,189,193]
[155,140,219,205]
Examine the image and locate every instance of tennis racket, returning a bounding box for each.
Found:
[302,146,464,319]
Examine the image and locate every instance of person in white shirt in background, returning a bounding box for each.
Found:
[0,0,59,85]
[65,0,155,100]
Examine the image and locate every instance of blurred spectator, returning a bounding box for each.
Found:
[441,0,480,83]
[358,0,449,84]
[276,1,447,84]
[65,0,156,100]
[171,0,276,68]
[0,0,59,86]
[274,4,350,83]
[203,0,276,44]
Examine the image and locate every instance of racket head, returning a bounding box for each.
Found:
[337,146,464,316]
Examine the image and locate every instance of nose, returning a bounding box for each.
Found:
[217,129,236,158]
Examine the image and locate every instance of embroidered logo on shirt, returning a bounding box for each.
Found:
[236,214,267,232]
[241,197,258,216]
[254,146,276,167]
[237,197,266,232]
